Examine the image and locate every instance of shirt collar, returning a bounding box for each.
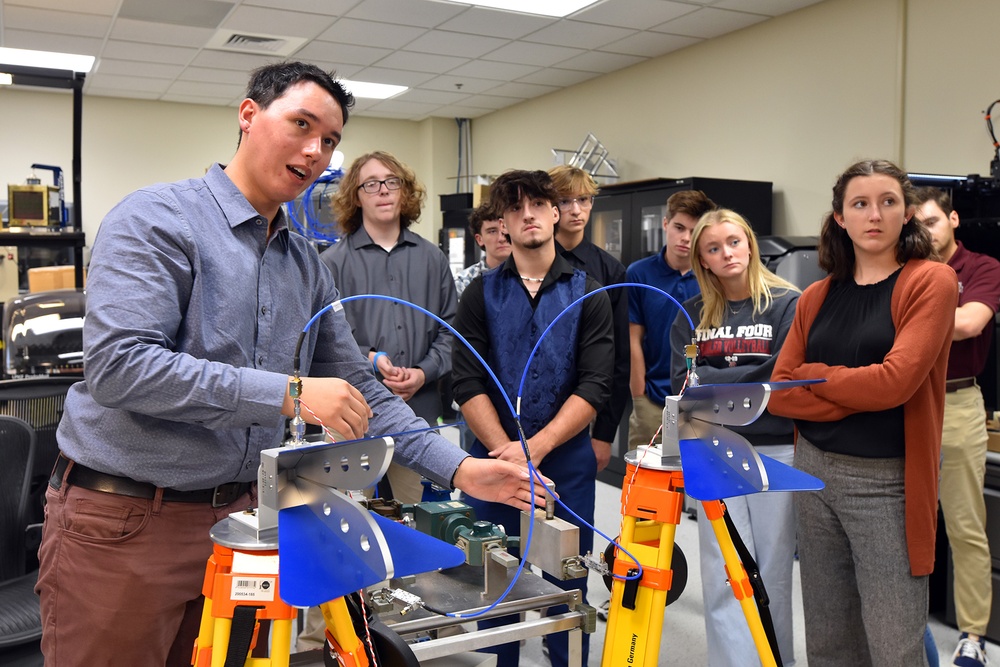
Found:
[947,241,968,270]
[657,245,693,277]
[347,225,419,250]
[204,164,290,247]
[500,252,576,283]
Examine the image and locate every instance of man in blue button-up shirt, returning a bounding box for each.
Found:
[36,61,547,667]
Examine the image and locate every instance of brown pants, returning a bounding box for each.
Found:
[36,464,253,667]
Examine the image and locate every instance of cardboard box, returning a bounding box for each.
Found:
[989,430,1000,455]
[472,183,491,208]
[28,265,85,293]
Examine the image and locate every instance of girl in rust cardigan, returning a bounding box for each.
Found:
[769,160,958,667]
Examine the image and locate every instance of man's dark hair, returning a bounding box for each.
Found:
[488,170,559,216]
[239,61,355,145]
[666,189,716,220]
[913,186,954,215]
[467,203,495,247]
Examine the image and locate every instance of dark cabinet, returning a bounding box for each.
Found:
[588,177,773,269]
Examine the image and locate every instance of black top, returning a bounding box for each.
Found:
[555,238,629,442]
[797,268,905,457]
[451,253,615,412]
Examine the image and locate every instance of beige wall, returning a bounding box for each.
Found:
[472,0,998,236]
[2,0,997,246]
[0,89,456,244]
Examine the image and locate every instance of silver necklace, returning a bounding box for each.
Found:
[727,299,748,316]
[519,274,544,283]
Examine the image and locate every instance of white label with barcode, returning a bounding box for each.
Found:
[230,577,276,601]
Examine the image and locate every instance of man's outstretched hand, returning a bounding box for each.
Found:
[451,457,554,511]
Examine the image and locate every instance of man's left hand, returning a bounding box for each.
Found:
[382,367,425,402]
[592,438,612,472]
[452,457,552,511]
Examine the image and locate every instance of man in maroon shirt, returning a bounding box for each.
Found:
[917,187,1000,667]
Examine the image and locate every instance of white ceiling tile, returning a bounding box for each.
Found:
[295,41,393,67]
[554,49,644,73]
[375,50,468,74]
[598,30,700,57]
[427,104,492,119]
[456,94,522,111]
[396,88,470,105]
[109,18,216,48]
[349,66,437,87]
[117,0,234,29]
[345,0,466,28]
[367,98,440,115]
[515,67,600,87]
[241,0,357,16]
[88,72,172,94]
[315,18,425,49]
[2,28,104,56]
[572,0,697,30]
[175,66,255,85]
[0,0,816,121]
[652,7,768,39]
[100,39,200,66]
[167,79,246,98]
[446,59,540,81]
[712,0,825,16]
[4,5,111,37]
[483,80,558,99]
[481,41,584,67]
[419,74,503,94]
[6,0,119,16]
[404,29,509,58]
[522,19,635,49]
[95,58,186,80]
[221,5,337,40]
[188,49,281,71]
[436,6,555,39]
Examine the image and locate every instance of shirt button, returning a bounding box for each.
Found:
[258,356,264,365]
[256,218,264,226]
[260,306,267,315]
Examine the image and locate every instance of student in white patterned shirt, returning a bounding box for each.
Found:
[454,203,510,298]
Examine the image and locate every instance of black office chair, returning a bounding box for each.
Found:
[0,414,43,650]
[0,377,80,531]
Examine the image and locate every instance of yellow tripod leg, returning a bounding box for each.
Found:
[211,616,234,667]
[602,467,684,667]
[702,500,777,667]
[319,597,370,667]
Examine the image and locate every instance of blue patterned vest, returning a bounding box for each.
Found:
[482,267,586,439]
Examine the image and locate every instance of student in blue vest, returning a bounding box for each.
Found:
[451,169,614,666]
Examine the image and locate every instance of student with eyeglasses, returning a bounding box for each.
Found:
[320,150,459,504]
[548,165,629,474]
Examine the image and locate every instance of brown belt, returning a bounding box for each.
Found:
[50,453,251,508]
[945,377,976,393]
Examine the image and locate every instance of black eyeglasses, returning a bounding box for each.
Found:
[358,177,402,194]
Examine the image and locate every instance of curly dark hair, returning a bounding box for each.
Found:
[818,159,934,282]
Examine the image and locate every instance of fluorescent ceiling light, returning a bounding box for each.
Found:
[340,79,407,100]
[457,0,599,17]
[0,47,95,73]
[0,73,12,86]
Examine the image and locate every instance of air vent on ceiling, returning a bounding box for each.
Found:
[206,30,308,57]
